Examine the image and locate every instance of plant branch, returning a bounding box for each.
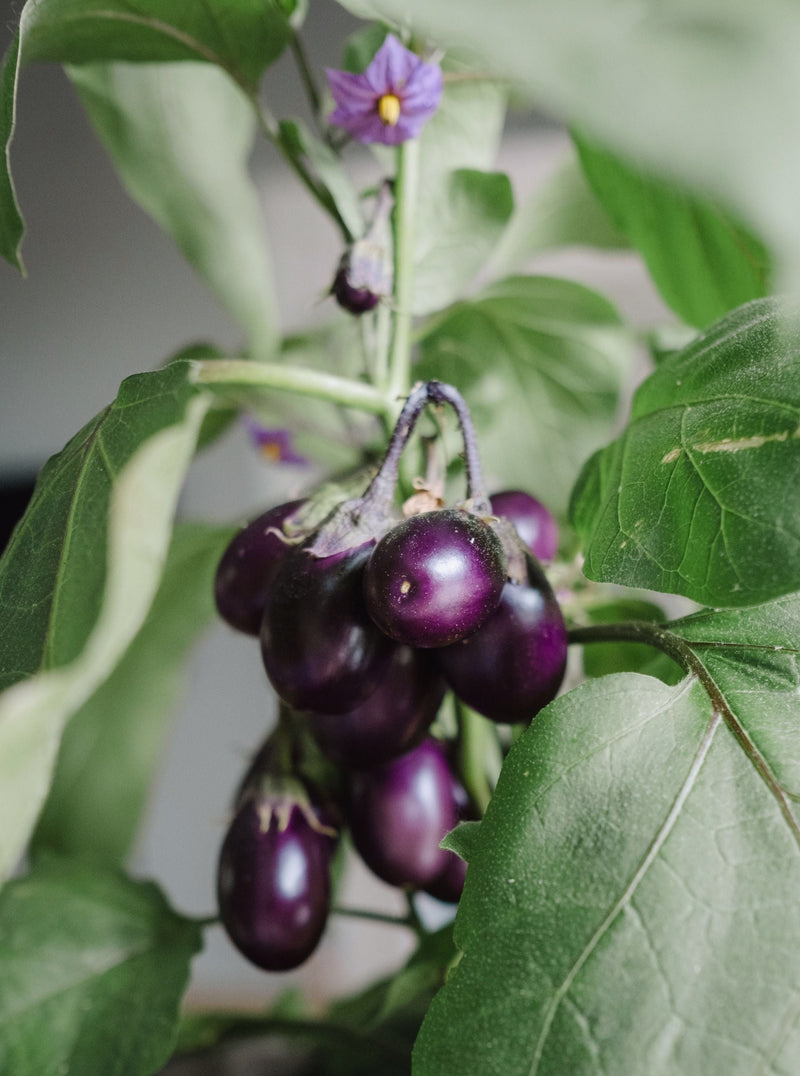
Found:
[387,138,420,407]
[289,30,325,133]
[331,904,421,931]
[249,93,352,241]
[190,359,389,414]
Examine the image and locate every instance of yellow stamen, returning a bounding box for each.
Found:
[377,93,401,126]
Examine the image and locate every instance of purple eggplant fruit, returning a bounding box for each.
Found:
[363,510,506,648]
[438,554,567,724]
[261,544,394,714]
[217,795,338,972]
[214,500,305,635]
[307,645,446,769]
[490,489,558,564]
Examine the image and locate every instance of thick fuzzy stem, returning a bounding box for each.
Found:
[426,380,492,515]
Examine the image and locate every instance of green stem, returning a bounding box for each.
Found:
[387,138,421,408]
[250,94,352,242]
[289,31,324,132]
[331,905,420,930]
[191,358,389,415]
[456,701,494,814]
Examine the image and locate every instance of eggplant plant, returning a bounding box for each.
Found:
[2,2,800,1074]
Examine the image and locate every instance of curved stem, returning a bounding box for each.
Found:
[387,138,421,408]
[249,93,352,242]
[426,381,492,513]
[191,358,389,415]
[360,380,432,513]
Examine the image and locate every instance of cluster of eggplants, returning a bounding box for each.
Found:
[213,381,568,971]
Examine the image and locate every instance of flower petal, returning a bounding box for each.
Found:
[326,67,376,110]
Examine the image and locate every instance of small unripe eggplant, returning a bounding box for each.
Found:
[217,795,337,972]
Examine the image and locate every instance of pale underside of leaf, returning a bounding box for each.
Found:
[0,394,209,882]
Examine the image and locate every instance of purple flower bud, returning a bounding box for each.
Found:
[330,181,393,316]
[326,34,443,147]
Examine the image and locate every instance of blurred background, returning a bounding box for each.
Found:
[0,0,667,1026]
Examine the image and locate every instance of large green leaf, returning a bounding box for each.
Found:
[571,298,800,607]
[416,275,633,515]
[0,856,202,1076]
[415,650,800,1073]
[20,0,291,84]
[574,133,770,328]
[1,0,292,269]
[0,361,209,881]
[487,147,629,280]
[32,522,234,866]
[413,168,513,316]
[336,0,800,296]
[69,62,280,359]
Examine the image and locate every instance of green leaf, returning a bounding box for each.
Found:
[0,361,210,881]
[2,0,292,270]
[32,522,234,865]
[670,593,800,803]
[19,0,291,87]
[337,0,800,296]
[279,118,365,240]
[0,32,24,271]
[571,298,800,607]
[0,856,202,1076]
[488,147,629,279]
[68,61,280,359]
[414,661,800,1073]
[413,169,513,316]
[416,275,633,515]
[574,132,770,328]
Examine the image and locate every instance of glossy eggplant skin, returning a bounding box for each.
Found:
[217,798,337,972]
[261,543,394,714]
[438,554,567,724]
[347,738,460,889]
[489,489,559,564]
[306,645,446,770]
[214,500,304,635]
[363,510,506,648]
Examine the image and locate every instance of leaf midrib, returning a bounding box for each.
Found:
[528,701,722,1075]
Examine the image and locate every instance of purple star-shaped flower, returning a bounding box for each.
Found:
[243,418,308,466]
[326,34,443,146]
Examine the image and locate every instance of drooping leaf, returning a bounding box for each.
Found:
[415,658,800,1074]
[0,855,203,1076]
[1,0,292,269]
[415,275,633,515]
[574,132,770,328]
[0,361,210,881]
[488,146,629,279]
[336,0,800,296]
[279,118,365,240]
[69,61,280,359]
[571,298,800,607]
[413,168,513,316]
[32,522,234,866]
